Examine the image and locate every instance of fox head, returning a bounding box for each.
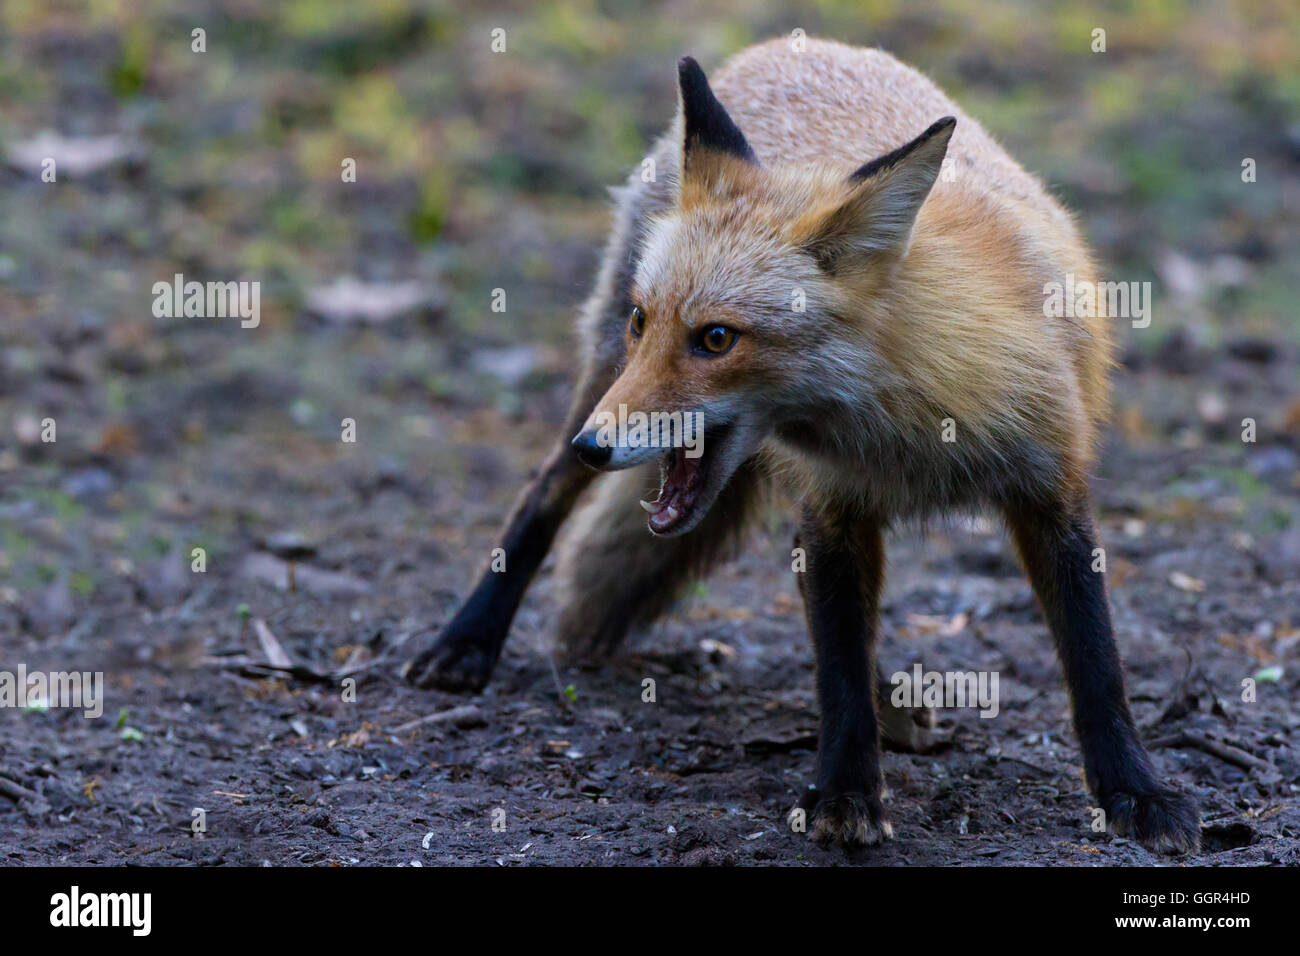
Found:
[572,56,955,536]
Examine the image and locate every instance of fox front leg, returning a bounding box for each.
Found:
[1006,494,1200,853]
[406,393,601,692]
[793,505,893,847]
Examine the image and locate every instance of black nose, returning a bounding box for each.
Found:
[571,430,613,469]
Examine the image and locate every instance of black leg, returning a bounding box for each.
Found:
[794,504,892,847]
[407,434,595,692]
[1006,494,1199,853]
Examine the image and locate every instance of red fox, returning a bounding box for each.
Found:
[408,38,1200,853]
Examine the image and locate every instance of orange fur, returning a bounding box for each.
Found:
[580,38,1112,523]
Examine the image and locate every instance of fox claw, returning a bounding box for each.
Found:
[406,629,499,693]
[1105,787,1200,854]
[797,787,893,849]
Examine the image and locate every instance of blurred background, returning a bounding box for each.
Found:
[1,0,1298,866]
[2,0,1298,614]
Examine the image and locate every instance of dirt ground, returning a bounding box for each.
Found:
[2,2,1298,866]
[3,334,1298,866]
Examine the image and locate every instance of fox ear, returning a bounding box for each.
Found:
[800,117,955,271]
[677,56,758,178]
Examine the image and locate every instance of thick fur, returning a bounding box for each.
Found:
[409,38,1198,854]
[600,39,1109,522]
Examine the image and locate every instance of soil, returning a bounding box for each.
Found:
[2,333,1298,866]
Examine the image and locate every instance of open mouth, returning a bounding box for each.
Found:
[638,422,735,535]
[640,444,711,534]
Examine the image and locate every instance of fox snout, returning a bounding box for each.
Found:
[571,404,696,472]
[570,429,614,470]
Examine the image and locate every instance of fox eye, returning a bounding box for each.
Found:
[697,325,738,355]
[629,306,646,337]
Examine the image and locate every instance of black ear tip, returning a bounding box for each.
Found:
[848,116,956,183]
[676,54,757,165]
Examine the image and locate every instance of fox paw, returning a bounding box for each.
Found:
[879,696,939,754]
[1105,787,1200,854]
[797,789,893,848]
[405,629,498,693]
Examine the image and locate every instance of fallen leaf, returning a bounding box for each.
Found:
[96,422,140,457]
[5,130,137,176]
[304,276,438,324]
[1169,571,1206,593]
[239,552,372,596]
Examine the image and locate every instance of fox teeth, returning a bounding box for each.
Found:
[639,499,658,513]
[661,504,679,523]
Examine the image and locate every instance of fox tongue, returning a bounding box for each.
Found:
[666,446,697,490]
[639,464,677,516]
[641,450,701,527]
